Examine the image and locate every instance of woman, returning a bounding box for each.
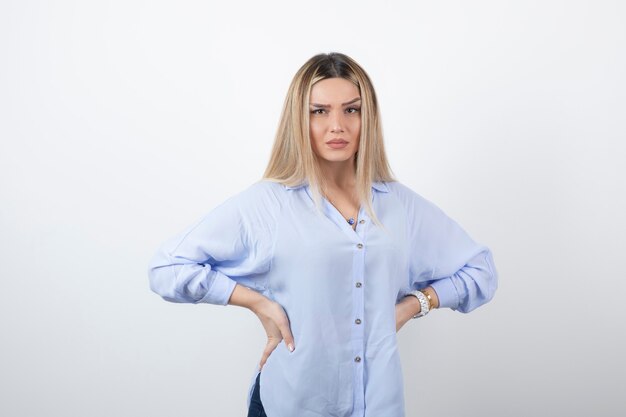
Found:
[148,52,498,417]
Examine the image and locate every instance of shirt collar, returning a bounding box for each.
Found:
[284,181,389,193]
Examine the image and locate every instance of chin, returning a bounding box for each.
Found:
[318,153,356,163]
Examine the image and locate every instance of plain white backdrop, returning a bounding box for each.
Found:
[1,1,624,416]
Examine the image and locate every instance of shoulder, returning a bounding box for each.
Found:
[236,179,284,199]
[384,180,432,207]
[241,179,287,210]
[214,179,283,225]
[216,179,282,206]
[384,180,448,220]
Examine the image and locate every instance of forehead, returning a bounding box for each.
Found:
[310,78,360,101]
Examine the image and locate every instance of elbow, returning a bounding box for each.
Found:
[471,247,498,308]
[455,247,499,313]
[483,248,499,304]
[147,251,182,303]
[147,251,226,304]
[148,266,175,302]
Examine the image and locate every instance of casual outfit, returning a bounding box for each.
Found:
[148,179,498,417]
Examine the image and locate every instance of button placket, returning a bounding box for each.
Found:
[351,213,369,414]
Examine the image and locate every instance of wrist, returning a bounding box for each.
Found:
[399,296,420,323]
[248,293,270,315]
[408,290,429,318]
[229,283,268,313]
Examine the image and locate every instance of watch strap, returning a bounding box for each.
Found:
[408,290,430,318]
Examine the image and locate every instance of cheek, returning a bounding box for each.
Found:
[310,121,324,140]
[349,119,361,137]
[309,124,322,151]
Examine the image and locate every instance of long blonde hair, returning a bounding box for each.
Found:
[262,52,396,228]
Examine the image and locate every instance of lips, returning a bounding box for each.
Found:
[326,139,349,149]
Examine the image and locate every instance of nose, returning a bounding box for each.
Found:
[330,112,344,133]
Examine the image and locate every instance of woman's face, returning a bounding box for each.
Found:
[309,77,361,164]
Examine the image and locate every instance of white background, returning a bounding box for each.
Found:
[1,1,624,416]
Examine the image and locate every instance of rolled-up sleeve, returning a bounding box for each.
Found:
[147,181,280,306]
[405,187,498,313]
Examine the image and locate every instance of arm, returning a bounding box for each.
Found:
[228,281,271,311]
[405,187,499,313]
[424,246,498,313]
[147,182,296,366]
[147,182,279,306]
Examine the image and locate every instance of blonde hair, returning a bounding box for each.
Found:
[262,52,396,228]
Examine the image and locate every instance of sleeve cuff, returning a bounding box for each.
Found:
[429,277,460,310]
[197,270,238,306]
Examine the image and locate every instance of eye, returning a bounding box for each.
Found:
[347,107,361,114]
[311,109,325,115]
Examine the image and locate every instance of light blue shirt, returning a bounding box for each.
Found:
[147,179,498,417]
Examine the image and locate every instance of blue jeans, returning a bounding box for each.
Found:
[247,371,267,417]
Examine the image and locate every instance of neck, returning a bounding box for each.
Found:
[318,156,357,191]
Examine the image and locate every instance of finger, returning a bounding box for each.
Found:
[275,316,295,352]
[259,339,279,369]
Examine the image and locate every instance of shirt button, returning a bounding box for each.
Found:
[355,282,362,288]
[356,243,363,249]
[355,318,361,324]
[354,356,361,362]
[359,219,365,224]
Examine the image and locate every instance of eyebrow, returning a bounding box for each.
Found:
[310,97,361,108]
